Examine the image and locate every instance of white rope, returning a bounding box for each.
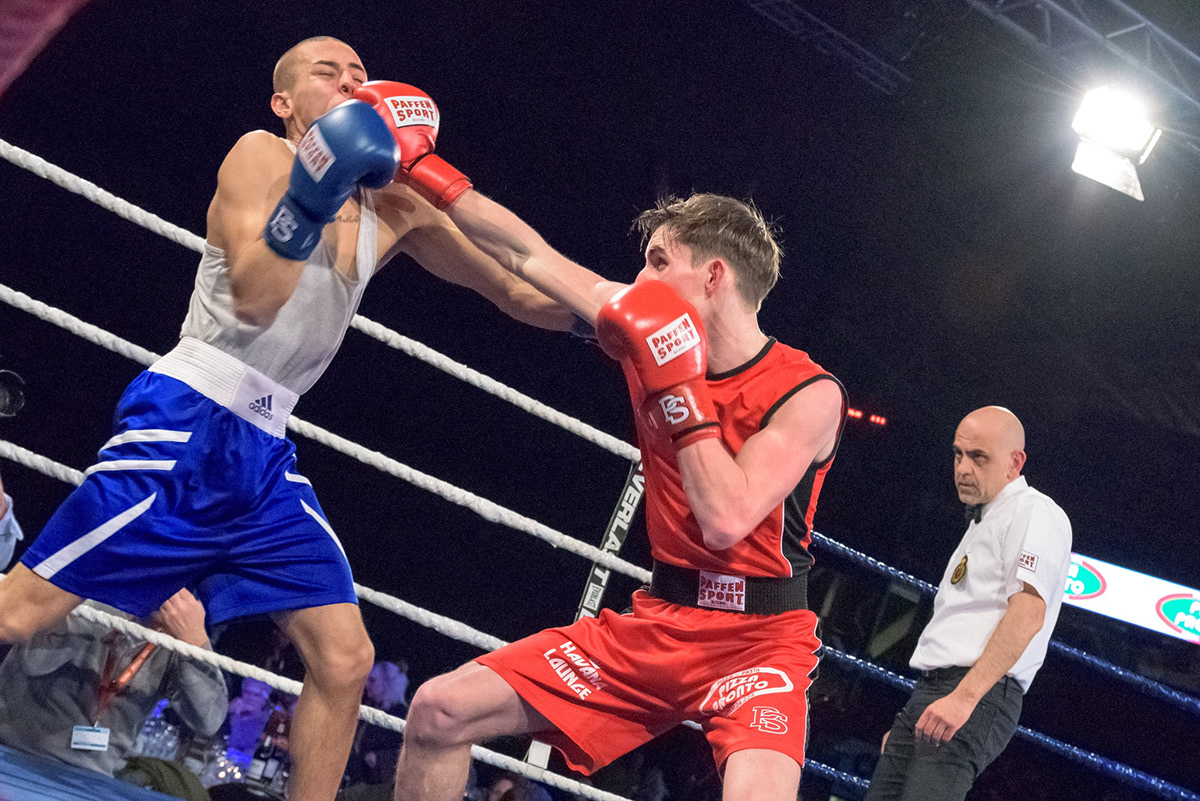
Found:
[0,290,649,584]
[353,583,508,653]
[0,283,158,368]
[66,605,629,801]
[0,447,629,801]
[350,316,639,461]
[287,417,649,583]
[0,441,511,652]
[0,136,638,464]
[0,139,207,253]
[0,440,84,486]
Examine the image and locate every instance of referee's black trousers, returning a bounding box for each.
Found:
[862,667,1023,801]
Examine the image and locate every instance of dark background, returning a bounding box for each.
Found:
[0,1,1197,798]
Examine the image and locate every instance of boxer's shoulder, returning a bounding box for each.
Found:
[373,180,448,241]
[217,131,293,188]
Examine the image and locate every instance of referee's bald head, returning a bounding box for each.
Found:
[953,406,1027,506]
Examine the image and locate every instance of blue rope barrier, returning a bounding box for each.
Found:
[803,758,871,790]
[809,530,1200,717]
[810,531,936,595]
[819,646,1200,800]
[1014,726,1200,800]
[1048,641,1200,716]
[823,646,915,692]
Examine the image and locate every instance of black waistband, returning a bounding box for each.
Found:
[648,561,808,615]
[920,667,1024,696]
[920,666,973,682]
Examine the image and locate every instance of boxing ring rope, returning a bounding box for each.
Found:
[819,646,1200,800]
[12,587,632,801]
[2,139,1198,798]
[0,440,875,796]
[0,138,639,464]
[5,436,1197,800]
[812,532,1200,717]
[0,281,648,583]
[2,132,1193,715]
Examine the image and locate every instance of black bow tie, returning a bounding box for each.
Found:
[964,504,983,524]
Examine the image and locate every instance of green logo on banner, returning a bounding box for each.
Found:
[1065,560,1106,600]
[1156,594,1200,638]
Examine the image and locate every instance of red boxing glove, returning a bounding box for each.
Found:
[352,80,438,168]
[352,80,472,209]
[596,281,721,449]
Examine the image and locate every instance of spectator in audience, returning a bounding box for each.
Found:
[0,467,24,569]
[0,587,227,776]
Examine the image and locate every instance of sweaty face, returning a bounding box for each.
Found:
[282,41,367,134]
[952,421,1015,506]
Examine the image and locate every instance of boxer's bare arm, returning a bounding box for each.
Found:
[206,131,307,326]
[376,185,574,331]
[445,189,625,322]
[914,585,1045,744]
[679,379,844,550]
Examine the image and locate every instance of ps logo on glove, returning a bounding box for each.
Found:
[659,394,692,426]
[268,206,300,243]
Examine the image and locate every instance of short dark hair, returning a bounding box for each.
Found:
[632,193,782,310]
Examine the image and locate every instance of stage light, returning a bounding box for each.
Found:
[847,408,863,419]
[869,414,887,426]
[1070,85,1162,201]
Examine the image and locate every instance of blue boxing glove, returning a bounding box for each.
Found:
[263,100,400,261]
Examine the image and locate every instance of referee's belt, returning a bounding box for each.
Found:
[649,561,809,615]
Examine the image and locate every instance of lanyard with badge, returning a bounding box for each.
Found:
[71,631,156,752]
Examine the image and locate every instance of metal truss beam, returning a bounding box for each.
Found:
[741,0,910,95]
[966,0,1200,118]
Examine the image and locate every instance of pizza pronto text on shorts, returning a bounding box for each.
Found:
[700,667,794,716]
[543,640,607,700]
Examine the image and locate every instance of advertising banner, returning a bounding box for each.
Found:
[1063,553,1200,644]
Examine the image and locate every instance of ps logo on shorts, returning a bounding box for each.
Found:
[749,706,789,734]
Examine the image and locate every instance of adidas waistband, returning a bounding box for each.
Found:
[149,337,298,438]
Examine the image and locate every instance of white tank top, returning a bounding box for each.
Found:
[179,189,379,395]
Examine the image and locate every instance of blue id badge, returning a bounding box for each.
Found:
[71,725,110,751]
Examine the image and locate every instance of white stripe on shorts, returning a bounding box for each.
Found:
[100,429,193,451]
[284,472,312,486]
[84,460,177,477]
[301,499,347,560]
[33,493,157,579]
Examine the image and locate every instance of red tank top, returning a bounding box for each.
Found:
[640,338,845,578]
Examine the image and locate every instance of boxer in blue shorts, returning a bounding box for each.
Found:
[0,36,568,801]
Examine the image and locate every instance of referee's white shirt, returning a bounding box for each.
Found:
[910,476,1072,693]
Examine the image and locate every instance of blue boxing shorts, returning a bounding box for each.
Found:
[21,339,357,623]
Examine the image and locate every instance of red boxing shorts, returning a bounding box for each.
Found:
[475,590,821,774]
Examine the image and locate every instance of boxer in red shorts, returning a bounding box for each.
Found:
[378,126,846,801]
